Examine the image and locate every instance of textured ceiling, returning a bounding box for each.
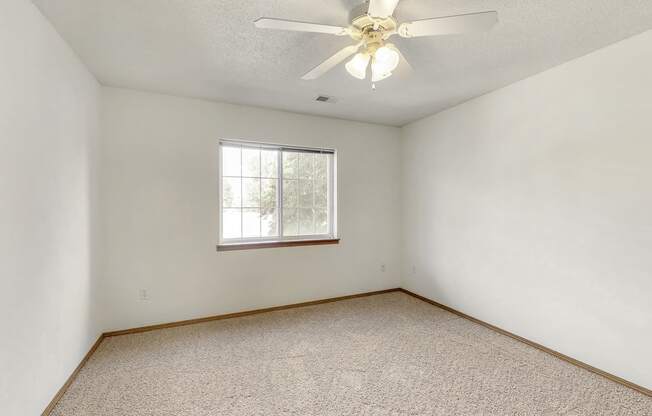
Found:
[33,0,652,126]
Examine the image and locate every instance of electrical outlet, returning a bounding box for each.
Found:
[139,289,149,301]
[411,265,416,275]
[380,264,386,272]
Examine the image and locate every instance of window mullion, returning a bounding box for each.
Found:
[312,155,317,234]
[219,144,223,242]
[259,149,262,238]
[328,154,334,237]
[297,154,300,236]
[278,150,283,239]
[240,144,243,239]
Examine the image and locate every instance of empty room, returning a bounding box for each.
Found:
[2,0,652,414]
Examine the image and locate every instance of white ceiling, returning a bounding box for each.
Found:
[33,0,652,126]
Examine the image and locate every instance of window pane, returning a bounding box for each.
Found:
[261,150,278,178]
[222,177,241,208]
[298,153,314,180]
[283,179,297,208]
[242,208,260,237]
[299,208,315,234]
[299,180,313,207]
[261,179,277,209]
[242,178,260,207]
[283,209,298,236]
[242,148,260,177]
[315,154,328,180]
[223,208,241,239]
[314,178,327,208]
[261,208,278,237]
[315,208,328,234]
[221,143,333,242]
[283,152,298,179]
[222,146,241,177]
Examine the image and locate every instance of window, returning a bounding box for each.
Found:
[218,140,337,249]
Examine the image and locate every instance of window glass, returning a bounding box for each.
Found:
[220,142,334,243]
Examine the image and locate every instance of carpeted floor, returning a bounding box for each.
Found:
[52,292,651,415]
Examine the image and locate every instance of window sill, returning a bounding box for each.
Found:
[217,238,340,252]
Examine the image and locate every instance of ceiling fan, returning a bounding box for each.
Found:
[254,0,498,84]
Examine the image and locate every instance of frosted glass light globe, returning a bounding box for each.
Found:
[371,45,400,82]
[345,53,370,79]
[374,46,399,73]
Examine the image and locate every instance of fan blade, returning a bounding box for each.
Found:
[301,43,362,80]
[398,11,498,38]
[254,17,347,36]
[368,0,400,18]
[397,47,412,73]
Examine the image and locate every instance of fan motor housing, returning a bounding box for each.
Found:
[349,2,398,34]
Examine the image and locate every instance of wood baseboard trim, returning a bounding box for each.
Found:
[41,334,105,416]
[103,288,401,337]
[399,288,652,398]
[42,288,399,414]
[42,286,649,415]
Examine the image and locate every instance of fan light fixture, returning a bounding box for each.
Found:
[254,0,499,86]
[345,53,371,79]
[346,44,400,82]
[371,45,399,82]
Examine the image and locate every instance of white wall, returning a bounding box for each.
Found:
[100,87,402,331]
[0,1,102,414]
[401,30,652,388]
[4,1,649,408]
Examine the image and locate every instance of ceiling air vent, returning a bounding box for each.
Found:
[315,95,336,103]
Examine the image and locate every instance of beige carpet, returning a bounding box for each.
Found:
[52,292,651,415]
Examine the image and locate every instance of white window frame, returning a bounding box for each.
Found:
[218,139,338,245]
